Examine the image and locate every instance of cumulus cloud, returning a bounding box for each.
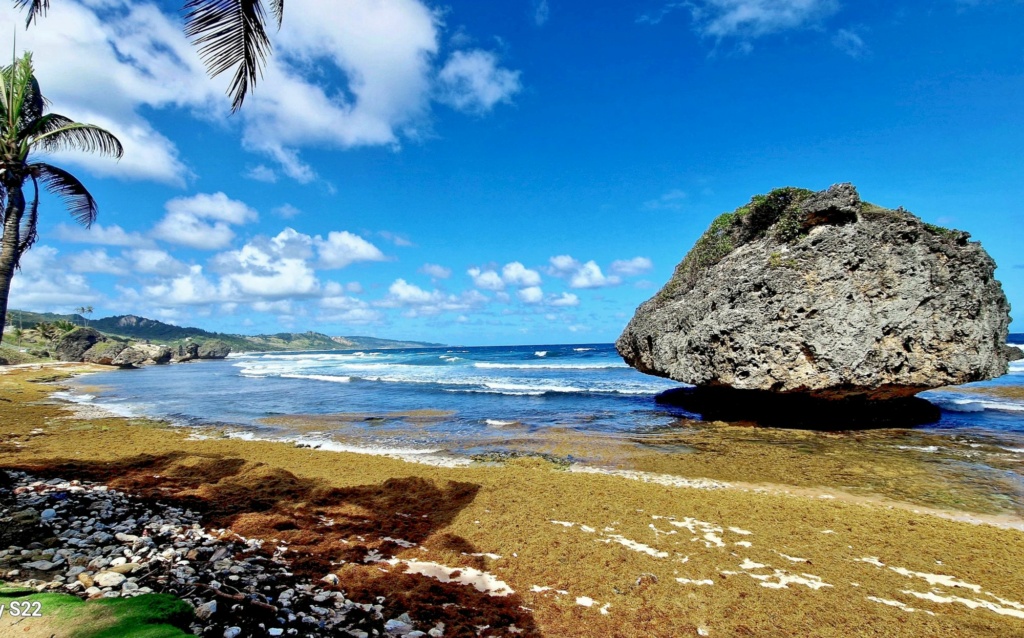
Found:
[377,279,489,317]
[420,263,452,279]
[66,249,129,275]
[501,262,542,287]
[609,257,653,277]
[437,50,522,114]
[8,246,99,308]
[1,0,523,184]
[54,223,154,248]
[316,231,387,269]
[548,292,580,307]
[517,286,544,304]
[125,249,189,276]
[468,267,506,291]
[547,255,621,288]
[152,193,259,250]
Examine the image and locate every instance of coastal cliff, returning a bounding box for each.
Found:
[617,184,1012,402]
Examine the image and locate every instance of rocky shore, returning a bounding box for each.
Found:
[1,471,437,637]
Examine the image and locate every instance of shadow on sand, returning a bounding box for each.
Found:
[7,452,541,636]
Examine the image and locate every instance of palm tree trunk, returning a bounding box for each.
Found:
[0,182,26,347]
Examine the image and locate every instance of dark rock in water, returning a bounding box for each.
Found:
[1006,345,1023,363]
[174,342,200,362]
[113,344,173,367]
[656,387,941,429]
[54,328,105,362]
[618,184,1011,402]
[82,340,127,366]
[197,340,231,359]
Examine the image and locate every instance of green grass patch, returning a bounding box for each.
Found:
[0,585,193,638]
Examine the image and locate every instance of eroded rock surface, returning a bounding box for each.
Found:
[617,184,1011,400]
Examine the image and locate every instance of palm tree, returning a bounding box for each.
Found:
[0,53,123,345]
[16,0,283,112]
[75,304,93,327]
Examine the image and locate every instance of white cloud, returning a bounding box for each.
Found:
[245,165,279,183]
[67,249,129,275]
[386,278,436,305]
[549,292,579,307]
[1,0,523,185]
[1,1,215,184]
[165,192,259,225]
[378,231,415,247]
[690,0,840,39]
[570,261,619,288]
[547,254,624,288]
[517,286,544,304]
[316,231,387,269]
[501,261,542,287]
[534,0,550,25]
[437,50,522,114]
[273,204,302,219]
[211,230,321,299]
[152,193,259,250]
[8,246,99,309]
[833,28,867,57]
[125,249,189,276]
[468,267,505,291]
[421,263,452,279]
[643,189,687,210]
[142,265,223,306]
[609,257,653,277]
[639,0,839,39]
[54,223,154,247]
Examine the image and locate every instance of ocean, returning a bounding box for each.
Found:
[63,341,1024,512]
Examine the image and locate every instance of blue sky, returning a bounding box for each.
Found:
[1,0,1021,345]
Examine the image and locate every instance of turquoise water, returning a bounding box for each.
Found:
[66,342,1024,459]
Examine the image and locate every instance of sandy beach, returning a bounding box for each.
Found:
[2,363,1024,637]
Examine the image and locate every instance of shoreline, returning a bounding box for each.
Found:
[3,364,1024,636]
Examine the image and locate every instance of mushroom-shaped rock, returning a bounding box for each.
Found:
[617,184,1011,402]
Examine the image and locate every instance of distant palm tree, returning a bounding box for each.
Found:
[0,53,123,345]
[75,304,93,327]
[16,0,283,112]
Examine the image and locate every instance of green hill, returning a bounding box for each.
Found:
[3,310,443,352]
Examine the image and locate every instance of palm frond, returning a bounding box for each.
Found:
[15,176,40,266]
[31,120,124,159]
[14,0,50,26]
[268,0,283,28]
[31,162,98,227]
[183,0,274,112]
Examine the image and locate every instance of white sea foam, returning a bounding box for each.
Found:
[485,419,517,427]
[280,374,352,383]
[573,348,595,352]
[473,362,626,370]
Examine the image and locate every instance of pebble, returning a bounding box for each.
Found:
[0,471,427,638]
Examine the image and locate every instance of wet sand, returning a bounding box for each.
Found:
[2,364,1024,637]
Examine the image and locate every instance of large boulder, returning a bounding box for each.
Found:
[173,342,200,362]
[617,184,1011,401]
[82,340,127,366]
[112,344,173,367]
[197,340,231,359]
[54,328,105,362]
